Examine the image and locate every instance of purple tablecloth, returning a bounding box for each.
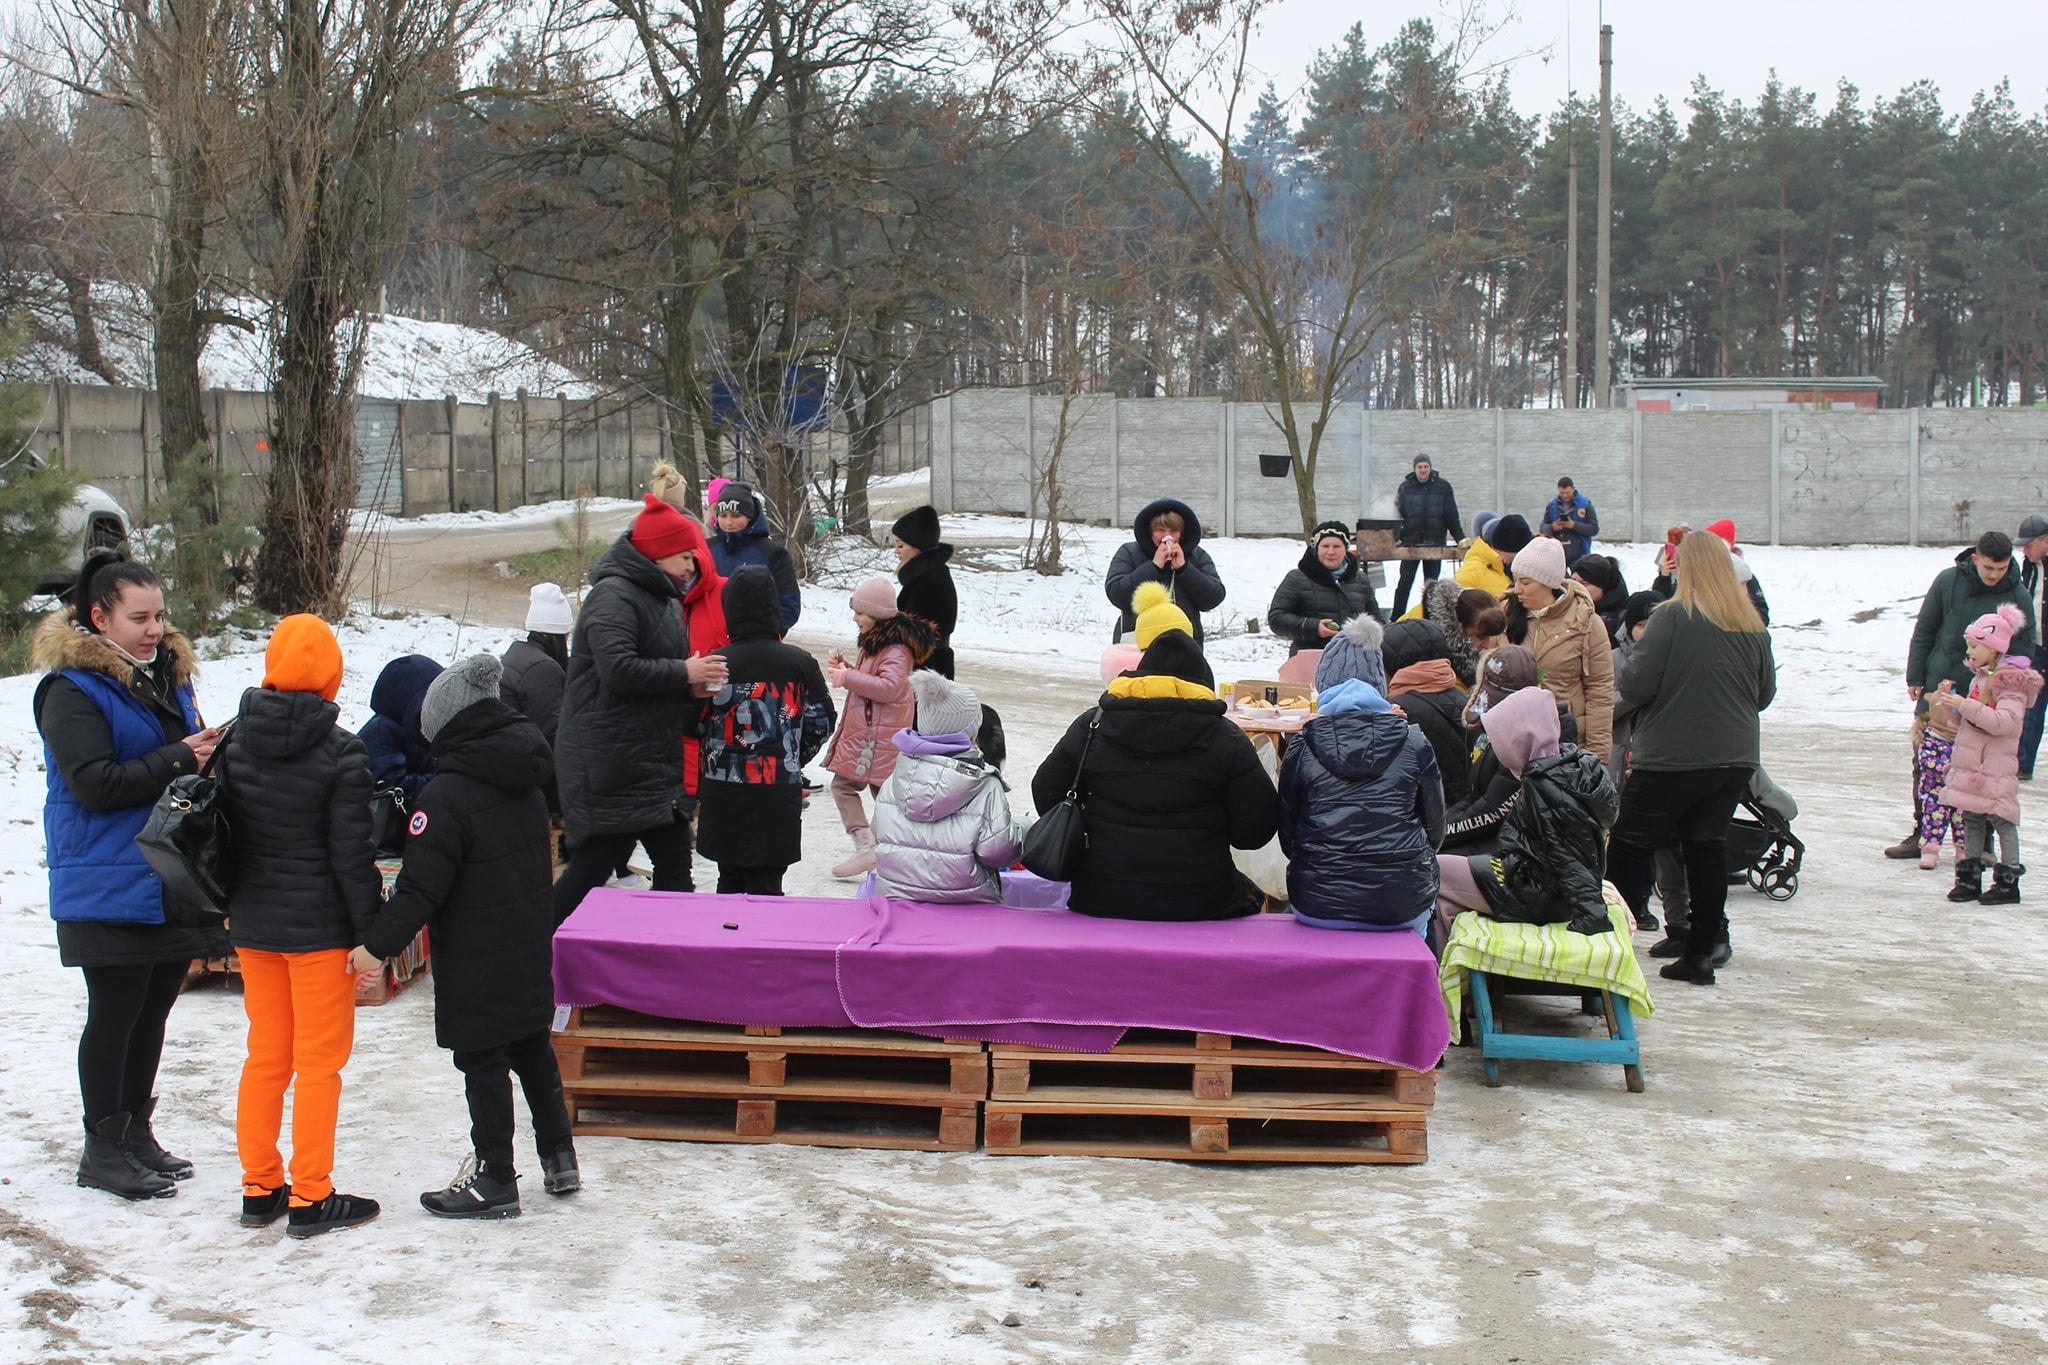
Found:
[837,898,1449,1071]
[555,890,1449,1070]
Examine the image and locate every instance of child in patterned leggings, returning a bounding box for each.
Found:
[1915,706,1961,869]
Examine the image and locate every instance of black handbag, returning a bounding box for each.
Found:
[369,784,409,857]
[135,730,233,918]
[1020,709,1100,881]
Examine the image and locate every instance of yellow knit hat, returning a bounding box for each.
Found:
[1132,581,1193,647]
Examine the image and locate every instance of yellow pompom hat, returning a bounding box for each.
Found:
[1132,581,1193,647]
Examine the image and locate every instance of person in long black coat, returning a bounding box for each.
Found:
[502,583,570,815]
[890,505,959,678]
[1382,618,1471,806]
[551,500,729,923]
[1032,630,1278,921]
[1279,678,1445,929]
[1267,519,1383,654]
[1103,496,1227,644]
[353,654,576,1216]
[697,568,837,895]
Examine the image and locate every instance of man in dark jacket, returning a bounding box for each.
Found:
[709,483,802,634]
[1890,532,2041,857]
[1032,630,1277,921]
[1541,477,1599,564]
[1279,678,1444,930]
[1392,454,1462,617]
[890,504,960,678]
[1267,519,1383,654]
[1381,618,1471,806]
[353,654,578,1218]
[503,583,570,816]
[221,613,382,1237]
[552,496,730,923]
[697,568,836,894]
[361,654,443,806]
[1104,496,1228,644]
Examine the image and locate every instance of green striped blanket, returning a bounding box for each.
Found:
[1438,890,1655,1043]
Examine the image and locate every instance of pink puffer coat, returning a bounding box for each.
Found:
[824,614,936,785]
[1938,660,2044,824]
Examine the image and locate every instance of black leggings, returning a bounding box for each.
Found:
[1607,766,1752,959]
[715,863,787,895]
[452,1028,572,1175]
[78,961,188,1131]
[552,815,695,927]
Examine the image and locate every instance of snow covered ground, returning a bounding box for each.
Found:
[3,533,2044,1360]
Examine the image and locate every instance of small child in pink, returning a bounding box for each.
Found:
[1930,603,2042,905]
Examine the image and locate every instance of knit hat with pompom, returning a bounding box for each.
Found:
[1966,602,2027,657]
[1132,581,1194,647]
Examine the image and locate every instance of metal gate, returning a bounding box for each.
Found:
[353,400,403,513]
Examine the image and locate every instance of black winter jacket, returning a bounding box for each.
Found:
[896,545,959,679]
[1395,472,1463,547]
[501,637,565,746]
[221,688,381,953]
[1472,745,1617,932]
[361,698,556,1051]
[1104,497,1228,643]
[1382,618,1471,805]
[1267,551,1383,653]
[555,534,699,845]
[698,568,836,869]
[1031,690,1278,921]
[1440,705,1578,851]
[361,654,441,805]
[709,499,803,634]
[1278,709,1445,926]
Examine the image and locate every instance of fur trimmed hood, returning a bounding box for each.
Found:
[30,609,198,689]
[856,610,938,665]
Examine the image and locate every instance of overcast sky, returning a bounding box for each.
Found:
[1235,0,2048,122]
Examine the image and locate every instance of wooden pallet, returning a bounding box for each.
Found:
[983,1101,1427,1164]
[984,1029,1431,1164]
[554,1007,984,1152]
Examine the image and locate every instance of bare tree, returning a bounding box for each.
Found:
[237,0,486,612]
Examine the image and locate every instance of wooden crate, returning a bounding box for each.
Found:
[984,1029,1431,1164]
[554,1007,985,1153]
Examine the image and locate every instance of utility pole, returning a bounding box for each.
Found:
[1564,122,1579,409]
[1594,23,1614,408]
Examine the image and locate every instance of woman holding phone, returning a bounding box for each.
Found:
[32,550,228,1201]
[1267,520,1383,656]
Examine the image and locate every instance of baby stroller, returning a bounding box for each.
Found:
[1726,767,1802,901]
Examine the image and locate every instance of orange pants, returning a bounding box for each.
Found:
[236,947,355,1206]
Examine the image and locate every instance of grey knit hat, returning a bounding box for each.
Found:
[1313,615,1388,695]
[910,669,982,740]
[420,652,503,742]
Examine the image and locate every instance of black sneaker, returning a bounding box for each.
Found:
[241,1185,291,1227]
[286,1191,381,1239]
[1647,934,1687,959]
[1632,907,1660,933]
[420,1155,521,1219]
[540,1146,581,1196]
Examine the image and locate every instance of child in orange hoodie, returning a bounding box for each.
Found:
[220,615,383,1237]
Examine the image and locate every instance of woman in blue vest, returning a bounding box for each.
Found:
[31,551,227,1200]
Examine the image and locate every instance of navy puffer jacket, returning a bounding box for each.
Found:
[1278,694,1446,926]
[708,495,802,633]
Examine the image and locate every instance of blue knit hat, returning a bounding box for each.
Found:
[1313,615,1388,695]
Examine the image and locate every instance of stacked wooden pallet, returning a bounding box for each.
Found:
[552,1007,984,1152]
[983,1029,1433,1164]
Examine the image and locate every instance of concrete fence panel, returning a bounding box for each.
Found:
[452,398,495,512]
[214,389,273,516]
[1502,410,1632,536]
[1776,410,1913,547]
[1918,409,2048,547]
[399,399,452,517]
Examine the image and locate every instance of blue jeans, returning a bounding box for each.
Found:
[2020,683,2047,777]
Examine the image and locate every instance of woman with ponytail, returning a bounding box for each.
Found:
[31,550,227,1201]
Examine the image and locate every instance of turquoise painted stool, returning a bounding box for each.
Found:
[1468,972,1643,1093]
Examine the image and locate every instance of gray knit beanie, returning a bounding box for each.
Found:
[1313,615,1389,695]
[420,652,503,742]
[909,669,983,739]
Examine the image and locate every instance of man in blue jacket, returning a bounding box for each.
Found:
[1541,477,1599,566]
[707,482,802,635]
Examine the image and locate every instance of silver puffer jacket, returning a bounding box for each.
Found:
[871,747,1024,904]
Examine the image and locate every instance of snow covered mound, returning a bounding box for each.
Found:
[7,284,593,402]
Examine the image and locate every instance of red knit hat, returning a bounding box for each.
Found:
[1705,518,1737,548]
[631,493,701,560]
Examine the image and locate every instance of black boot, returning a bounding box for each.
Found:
[242,1185,291,1227]
[540,1143,581,1196]
[1658,957,1716,986]
[77,1114,176,1201]
[1947,857,1985,903]
[1648,934,1687,959]
[1980,863,2025,906]
[286,1191,381,1239]
[120,1096,193,1182]
[420,1155,521,1219]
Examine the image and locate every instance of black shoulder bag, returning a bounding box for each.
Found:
[135,726,234,918]
[1020,709,1101,882]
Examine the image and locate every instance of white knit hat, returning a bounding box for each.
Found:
[910,670,982,739]
[526,582,573,634]
[1515,537,1568,591]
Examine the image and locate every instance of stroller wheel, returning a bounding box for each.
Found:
[1746,865,1767,891]
[1762,866,1798,901]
